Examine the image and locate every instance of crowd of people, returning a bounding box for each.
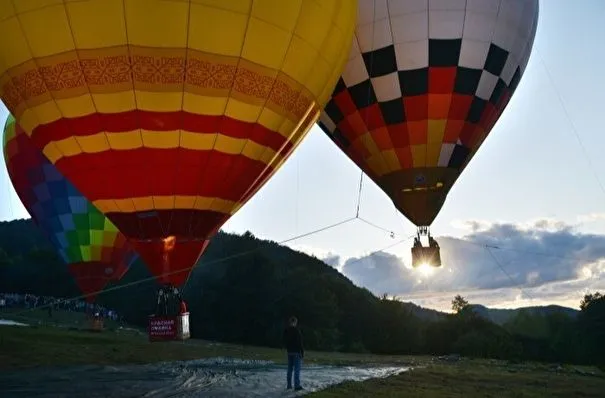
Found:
[0,292,121,321]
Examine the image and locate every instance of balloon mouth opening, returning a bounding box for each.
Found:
[402,181,444,193]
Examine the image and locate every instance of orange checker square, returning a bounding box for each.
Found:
[350,136,372,159]
[428,67,457,94]
[428,94,452,119]
[407,120,428,146]
[359,103,386,131]
[448,94,473,121]
[338,111,368,140]
[370,127,393,151]
[387,123,409,148]
[395,146,413,169]
[443,119,465,143]
[333,89,358,117]
[403,95,428,121]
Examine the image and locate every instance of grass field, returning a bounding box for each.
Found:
[0,309,422,370]
[309,359,605,397]
[2,309,605,397]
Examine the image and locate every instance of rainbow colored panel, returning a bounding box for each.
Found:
[3,115,138,300]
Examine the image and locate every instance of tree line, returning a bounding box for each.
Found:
[1,219,604,367]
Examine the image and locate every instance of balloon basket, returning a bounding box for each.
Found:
[411,245,442,267]
[148,285,190,341]
[148,313,190,342]
[412,228,442,267]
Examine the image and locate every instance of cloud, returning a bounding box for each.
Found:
[287,243,341,268]
[338,219,605,311]
[577,213,605,223]
[322,254,342,268]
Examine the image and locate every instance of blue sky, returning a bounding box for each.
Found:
[2,0,604,311]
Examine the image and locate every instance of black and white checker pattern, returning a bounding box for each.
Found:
[319,0,540,170]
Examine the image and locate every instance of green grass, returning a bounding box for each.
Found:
[309,359,605,397]
[0,325,427,370]
[0,309,423,370]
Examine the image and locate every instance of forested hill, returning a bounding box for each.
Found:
[0,217,424,352]
[0,218,578,324]
[1,218,603,367]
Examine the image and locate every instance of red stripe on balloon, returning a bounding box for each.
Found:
[56,148,274,203]
[30,111,293,155]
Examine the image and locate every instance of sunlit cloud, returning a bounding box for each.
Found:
[450,219,494,232]
[335,219,605,311]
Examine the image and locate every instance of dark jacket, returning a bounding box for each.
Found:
[283,325,304,355]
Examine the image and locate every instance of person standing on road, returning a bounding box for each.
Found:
[283,316,304,391]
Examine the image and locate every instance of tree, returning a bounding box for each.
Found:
[242,230,256,240]
[0,248,10,266]
[577,293,605,366]
[580,292,603,311]
[452,295,469,313]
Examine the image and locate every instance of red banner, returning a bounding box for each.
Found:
[148,316,177,341]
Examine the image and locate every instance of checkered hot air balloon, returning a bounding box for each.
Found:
[318,0,539,267]
[3,115,138,302]
[0,0,358,287]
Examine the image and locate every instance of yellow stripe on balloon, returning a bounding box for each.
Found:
[1,44,320,132]
[16,92,301,142]
[42,131,283,166]
[94,195,240,215]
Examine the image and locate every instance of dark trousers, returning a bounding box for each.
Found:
[287,352,302,388]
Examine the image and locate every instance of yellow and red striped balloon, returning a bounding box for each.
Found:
[0,0,357,286]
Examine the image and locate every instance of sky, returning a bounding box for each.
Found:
[1,0,604,312]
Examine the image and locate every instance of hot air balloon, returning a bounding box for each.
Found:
[0,1,357,295]
[319,0,539,267]
[3,115,138,303]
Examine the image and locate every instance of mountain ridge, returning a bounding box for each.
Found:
[468,303,579,325]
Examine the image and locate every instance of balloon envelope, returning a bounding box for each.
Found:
[319,0,539,226]
[0,0,358,286]
[3,115,138,302]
